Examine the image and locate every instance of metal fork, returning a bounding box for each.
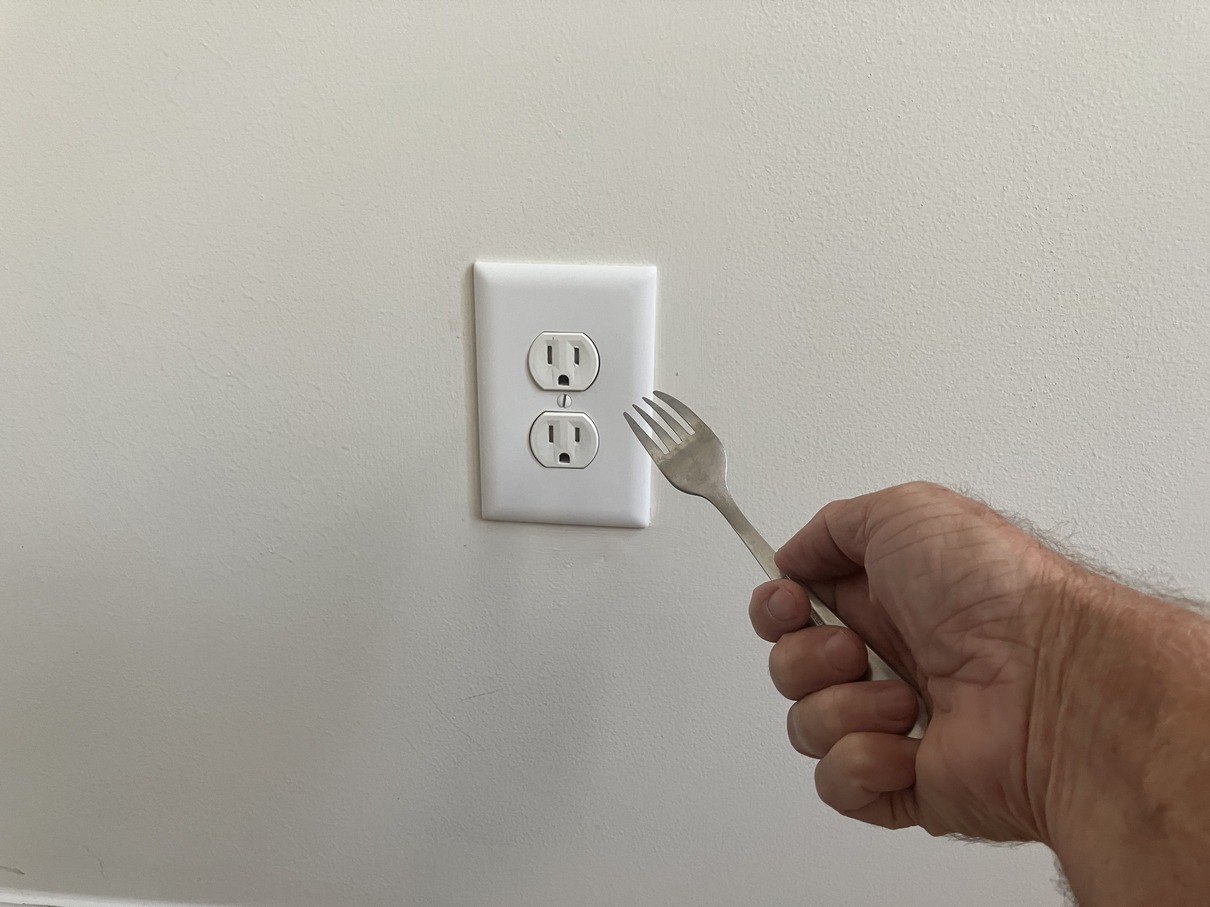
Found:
[625,390,928,739]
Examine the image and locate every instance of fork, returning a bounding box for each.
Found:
[625,390,928,739]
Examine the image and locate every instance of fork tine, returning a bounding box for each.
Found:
[642,396,693,441]
[634,404,680,451]
[624,412,666,462]
[652,390,706,432]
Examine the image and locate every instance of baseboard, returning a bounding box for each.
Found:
[1,891,236,907]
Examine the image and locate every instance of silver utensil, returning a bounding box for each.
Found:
[625,390,928,739]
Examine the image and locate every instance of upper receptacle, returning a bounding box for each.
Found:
[527,332,600,391]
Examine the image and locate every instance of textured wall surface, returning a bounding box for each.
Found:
[2,2,1207,905]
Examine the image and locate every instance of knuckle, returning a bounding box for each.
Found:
[836,734,881,780]
[889,480,948,507]
[786,702,819,758]
[771,629,869,702]
[918,815,949,838]
[748,595,768,635]
[768,634,804,698]
[812,764,835,804]
[768,641,795,697]
[807,690,844,748]
[787,690,843,759]
[901,480,948,496]
[812,758,851,813]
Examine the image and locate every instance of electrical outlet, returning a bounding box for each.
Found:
[528,332,600,391]
[529,411,599,467]
[474,261,656,527]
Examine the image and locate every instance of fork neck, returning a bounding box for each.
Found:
[707,489,782,582]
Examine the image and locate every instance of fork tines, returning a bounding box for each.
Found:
[624,390,705,459]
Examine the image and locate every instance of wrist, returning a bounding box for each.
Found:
[1034,562,1210,904]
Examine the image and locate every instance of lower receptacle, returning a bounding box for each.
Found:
[529,412,599,468]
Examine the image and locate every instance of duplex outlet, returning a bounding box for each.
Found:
[474,261,656,528]
[529,411,599,468]
[528,332,600,391]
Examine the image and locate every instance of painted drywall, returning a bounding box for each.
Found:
[1,2,1207,905]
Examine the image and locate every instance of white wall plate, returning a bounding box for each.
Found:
[474,261,656,527]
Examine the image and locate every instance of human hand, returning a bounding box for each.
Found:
[749,481,1210,905]
[749,482,1073,842]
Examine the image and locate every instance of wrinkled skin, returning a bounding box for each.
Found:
[748,482,1070,841]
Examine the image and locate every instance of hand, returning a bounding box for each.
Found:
[748,482,1072,842]
[748,482,1210,905]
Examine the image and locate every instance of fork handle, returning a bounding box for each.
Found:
[806,597,929,739]
[710,492,929,739]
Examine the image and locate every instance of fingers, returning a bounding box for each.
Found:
[748,579,815,642]
[786,681,919,757]
[814,732,921,830]
[768,625,868,698]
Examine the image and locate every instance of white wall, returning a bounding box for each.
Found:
[2,2,1207,905]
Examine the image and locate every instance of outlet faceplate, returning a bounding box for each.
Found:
[474,261,656,527]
